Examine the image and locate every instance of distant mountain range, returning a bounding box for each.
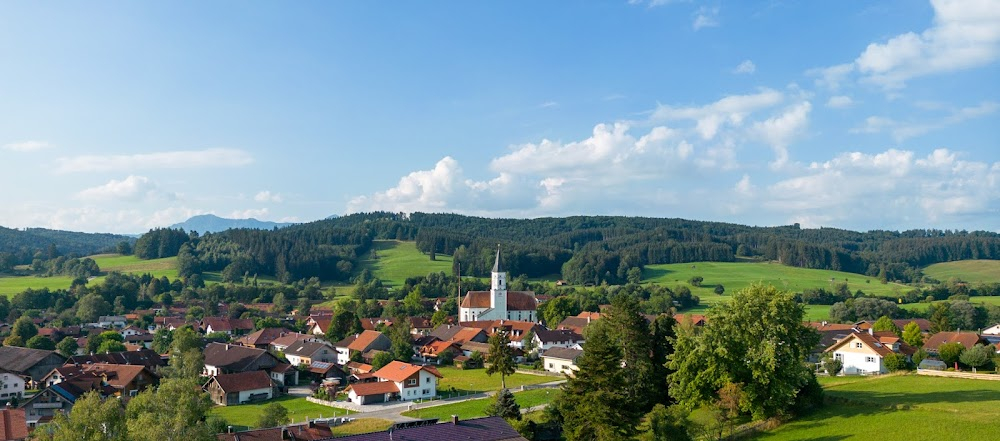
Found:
[168,214,296,233]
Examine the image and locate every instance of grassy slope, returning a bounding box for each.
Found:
[208,396,353,428]
[0,276,77,297]
[401,388,556,420]
[923,260,1000,284]
[91,254,179,279]
[357,240,453,288]
[757,374,1000,440]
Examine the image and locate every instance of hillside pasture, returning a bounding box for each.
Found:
[0,275,77,297]
[90,254,179,279]
[358,240,453,287]
[756,374,1000,440]
[923,259,1000,284]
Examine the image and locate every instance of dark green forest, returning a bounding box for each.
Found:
[127,212,1000,286]
[0,227,133,272]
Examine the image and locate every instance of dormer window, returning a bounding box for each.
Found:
[854,342,863,349]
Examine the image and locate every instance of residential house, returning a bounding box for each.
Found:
[429,324,489,345]
[409,317,433,336]
[204,371,276,406]
[557,312,603,334]
[334,331,391,365]
[306,314,333,336]
[924,331,985,354]
[0,407,29,440]
[418,340,462,364]
[20,377,115,427]
[237,327,295,349]
[824,330,915,375]
[41,363,158,397]
[894,319,933,333]
[0,369,25,405]
[203,343,281,377]
[96,316,127,328]
[119,326,146,338]
[345,361,442,405]
[532,329,585,354]
[328,416,528,441]
[283,341,336,367]
[67,347,167,373]
[541,347,583,376]
[807,322,858,359]
[459,320,539,349]
[0,347,66,388]
[673,314,707,327]
[344,361,374,375]
[982,323,1000,336]
[215,420,335,441]
[270,363,298,388]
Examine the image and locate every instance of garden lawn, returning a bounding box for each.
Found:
[332,419,393,436]
[358,241,453,288]
[208,396,352,428]
[401,388,557,421]
[435,366,556,394]
[923,260,1000,284]
[756,374,1000,440]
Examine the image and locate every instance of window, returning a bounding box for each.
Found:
[834,353,843,360]
[548,363,553,368]
[422,389,430,395]
[865,356,876,363]
[854,342,863,349]
[407,379,417,386]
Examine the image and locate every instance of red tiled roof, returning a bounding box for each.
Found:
[459,320,538,342]
[0,408,28,440]
[347,331,386,352]
[450,328,487,344]
[209,370,273,393]
[348,381,399,396]
[238,327,292,347]
[421,340,460,356]
[825,331,894,357]
[345,361,373,373]
[674,314,707,326]
[461,291,537,311]
[374,361,442,383]
[924,332,983,351]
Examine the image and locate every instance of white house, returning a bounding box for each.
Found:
[532,329,585,354]
[541,347,582,377]
[982,324,1000,336]
[0,368,26,404]
[345,361,442,405]
[824,330,914,375]
[96,316,127,328]
[282,341,336,367]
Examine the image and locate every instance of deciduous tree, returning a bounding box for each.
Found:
[486,330,516,389]
[901,322,923,348]
[255,402,290,428]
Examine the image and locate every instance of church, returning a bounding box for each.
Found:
[459,247,538,322]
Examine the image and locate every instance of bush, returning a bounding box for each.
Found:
[824,358,843,376]
[883,353,910,372]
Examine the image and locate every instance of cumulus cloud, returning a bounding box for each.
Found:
[651,88,784,140]
[733,60,756,74]
[230,208,270,219]
[826,95,855,108]
[751,101,812,168]
[54,148,253,173]
[812,0,1000,90]
[254,191,283,203]
[693,6,720,30]
[76,175,175,202]
[851,101,998,141]
[2,140,51,152]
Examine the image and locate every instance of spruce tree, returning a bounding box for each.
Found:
[485,388,521,420]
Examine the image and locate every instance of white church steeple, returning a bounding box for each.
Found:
[490,244,507,318]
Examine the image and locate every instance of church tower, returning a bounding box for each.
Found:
[490,244,507,319]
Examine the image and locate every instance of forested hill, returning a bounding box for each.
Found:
[138,212,1000,285]
[0,226,133,267]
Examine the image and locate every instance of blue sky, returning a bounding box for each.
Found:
[1,0,998,234]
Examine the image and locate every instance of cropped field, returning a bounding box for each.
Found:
[756,374,1000,440]
[401,388,557,420]
[923,260,1000,284]
[358,240,453,287]
[0,275,77,296]
[208,396,353,428]
[91,254,179,279]
[435,366,557,394]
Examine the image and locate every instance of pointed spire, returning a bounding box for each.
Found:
[492,244,502,273]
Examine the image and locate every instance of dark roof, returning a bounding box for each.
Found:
[461,291,536,311]
[347,381,399,396]
[894,319,933,333]
[0,346,64,374]
[318,416,528,441]
[534,329,584,344]
[284,341,333,357]
[204,343,274,371]
[430,325,466,341]
[68,347,167,369]
[216,422,334,441]
[238,327,293,347]
[541,347,583,361]
[493,246,503,273]
[208,371,274,393]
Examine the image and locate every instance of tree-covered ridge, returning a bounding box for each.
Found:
[0,226,132,270]
[131,212,1000,285]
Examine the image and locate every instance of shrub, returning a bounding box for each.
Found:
[883,353,910,372]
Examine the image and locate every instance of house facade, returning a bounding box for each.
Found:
[345,361,442,405]
[283,341,336,367]
[0,369,25,405]
[541,347,582,376]
[334,331,391,365]
[204,371,275,406]
[824,330,913,375]
[459,247,537,323]
[203,343,281,376]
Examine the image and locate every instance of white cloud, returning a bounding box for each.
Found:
[229,208,270,219]
[2,141,51,152]
[54,148,253,173]
[693,6,720,30]
[826,95,855,108]
[751,101,812,168]
[806,63,855,91]
[851,101,998,141]
[733,60,756,74]
[76,175,175,202]
[814,0,1000,90]
[348,157,464,213]
[651,88,784,140]
[0,205,207,234]
[254,191,283,203]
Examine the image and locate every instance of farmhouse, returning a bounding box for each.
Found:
[282,341,336,367]
[0,369,25,404]
[532,329,585,354]
[541,347,583,376]
[203,343,281,376]
[204,370,276,406]
[345,361,442,405]
[41,363,158,397]
[334,331,391,365]
[0,347,66,388]
[460,247,538,322]
[825,330,915,375]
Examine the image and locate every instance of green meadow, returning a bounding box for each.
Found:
[434,366,556,394]
[208,396,353,428]
[358,240,454,288]
[0,275,77,297]
[923,259,1000,284]
[756,374,1000,440]
[91,254,179,279]
[401,388,557,420]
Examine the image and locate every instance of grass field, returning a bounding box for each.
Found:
[401,388,557,420]
[359,241,453,287]
[332,418,393,436]
[756,374,1000,440]
[898,295,1000,315]
[0,275,77,297]
[923,260,1000,284]
[91,254,179,279]
[207,396,353,428]
[435,366,556,394]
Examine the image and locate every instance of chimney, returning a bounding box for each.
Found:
[225,344,230,350]
[227,425,235,433]
[868,327,874,336]
[451,415,458,425]
[281,427,290,440]
[821,321,828,327]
